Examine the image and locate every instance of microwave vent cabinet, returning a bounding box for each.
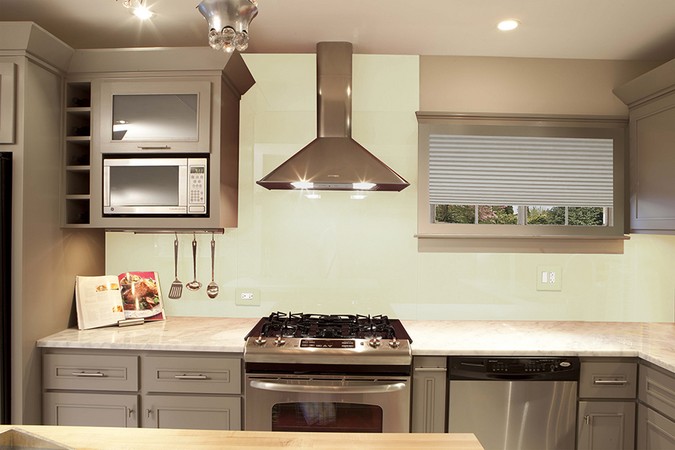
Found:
[60,49,255,229]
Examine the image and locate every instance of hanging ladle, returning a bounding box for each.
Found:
[186,233,202,291]
[207,233,219,299]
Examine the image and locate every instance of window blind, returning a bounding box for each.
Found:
[428,134,614,207]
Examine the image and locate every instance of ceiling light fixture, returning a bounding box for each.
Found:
[197,0,258,53]
[119,0,153,20]
[497,19,519,31]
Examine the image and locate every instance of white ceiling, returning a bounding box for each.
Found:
[2,0,675,61]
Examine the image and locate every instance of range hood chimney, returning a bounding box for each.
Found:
[256,42,409,192]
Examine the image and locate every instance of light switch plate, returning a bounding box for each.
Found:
[235,288,261,306]
[536,265,562,291]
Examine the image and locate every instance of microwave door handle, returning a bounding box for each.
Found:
[249,379,407,395]
[103,166,110,207]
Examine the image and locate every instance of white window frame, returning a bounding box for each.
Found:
[417,113,627,238]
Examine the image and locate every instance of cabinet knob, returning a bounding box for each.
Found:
[146,409,152,418]
[128,408,134,418]
[584,415,590,425]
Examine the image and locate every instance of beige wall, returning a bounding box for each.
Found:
[106,53,675,323]
[419,56,660,115]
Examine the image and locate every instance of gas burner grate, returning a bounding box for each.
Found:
[255,311,402,340]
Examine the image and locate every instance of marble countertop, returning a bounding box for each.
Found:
[37,317,675,373]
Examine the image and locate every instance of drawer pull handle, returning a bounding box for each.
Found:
[174,374,208,380]
[72,371,105,377]
[414,367,447,373]
[593,379,628,385]
[138,145,171,150]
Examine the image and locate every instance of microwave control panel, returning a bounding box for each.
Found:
[188,161,207,213]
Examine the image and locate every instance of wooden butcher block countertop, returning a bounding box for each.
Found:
[0,426,484,450]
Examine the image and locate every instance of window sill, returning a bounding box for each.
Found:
[415,234,629,254]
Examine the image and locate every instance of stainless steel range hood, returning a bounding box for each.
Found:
[256,42,409,192]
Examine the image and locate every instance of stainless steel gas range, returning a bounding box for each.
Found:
[243,312,412,433]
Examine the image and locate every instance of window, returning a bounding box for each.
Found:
[417,113,627,238]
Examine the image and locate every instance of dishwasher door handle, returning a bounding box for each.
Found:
[249,379,407,395]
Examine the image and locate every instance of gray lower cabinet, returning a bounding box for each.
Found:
[638,364,675,449]
[577,359,638,450]
[142,395,240,430]
[578,401,636,450]
[42,349,242,430]
[411,356,447,433]
[43,392,138,427]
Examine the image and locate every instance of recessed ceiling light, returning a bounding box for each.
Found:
[497,19,519,31]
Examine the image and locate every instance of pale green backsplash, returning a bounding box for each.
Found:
[105,54,675,322]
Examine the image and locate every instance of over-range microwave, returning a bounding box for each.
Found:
[103,156,208,216]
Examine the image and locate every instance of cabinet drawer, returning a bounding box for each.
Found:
[142,355,241,395]
[580,361,637,398]
[43,353,139,392]
[640,365,675,421]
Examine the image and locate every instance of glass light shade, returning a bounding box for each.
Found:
[197,0,258,52]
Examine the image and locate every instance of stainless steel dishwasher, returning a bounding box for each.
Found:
[448,356,580,450]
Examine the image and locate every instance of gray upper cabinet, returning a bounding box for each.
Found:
[60,48,255,230]
[99,79,211,154]
[0,62,16,144]
[615,59,675,233]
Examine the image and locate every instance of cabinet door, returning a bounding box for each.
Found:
[98,79,211,154]
[638,404,675,450]
[142,395,241,430]
[411,357,447,433]
[0,62,16,144]
[43,392,138,427]
[629,94,675,232]
[578,401,636,450]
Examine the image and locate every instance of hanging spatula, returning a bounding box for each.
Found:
[168,234,183,299]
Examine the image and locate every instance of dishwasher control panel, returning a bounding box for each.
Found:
[448,356,580,381]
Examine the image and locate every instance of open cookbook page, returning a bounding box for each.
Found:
[117,271,165,322]
[75,275,125,330]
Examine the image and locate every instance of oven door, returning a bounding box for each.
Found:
[245,374,410,433]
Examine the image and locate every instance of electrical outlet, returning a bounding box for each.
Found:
[235,288,260,306]
[536,266,562,291]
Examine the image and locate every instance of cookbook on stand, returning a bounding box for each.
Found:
[75,271,165,330]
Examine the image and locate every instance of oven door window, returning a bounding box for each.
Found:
[110,166,179,206]
[271,402,383,433]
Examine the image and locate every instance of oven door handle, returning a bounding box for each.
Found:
[249,380,407,394]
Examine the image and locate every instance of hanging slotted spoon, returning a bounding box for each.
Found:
[186,233,202,291]
[207,233,219,299]
[168,235,183,299]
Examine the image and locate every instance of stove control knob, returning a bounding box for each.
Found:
[388,338,401,349]
[274,336,286,347]
[254,336,267,346]
[368,337,382,348]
